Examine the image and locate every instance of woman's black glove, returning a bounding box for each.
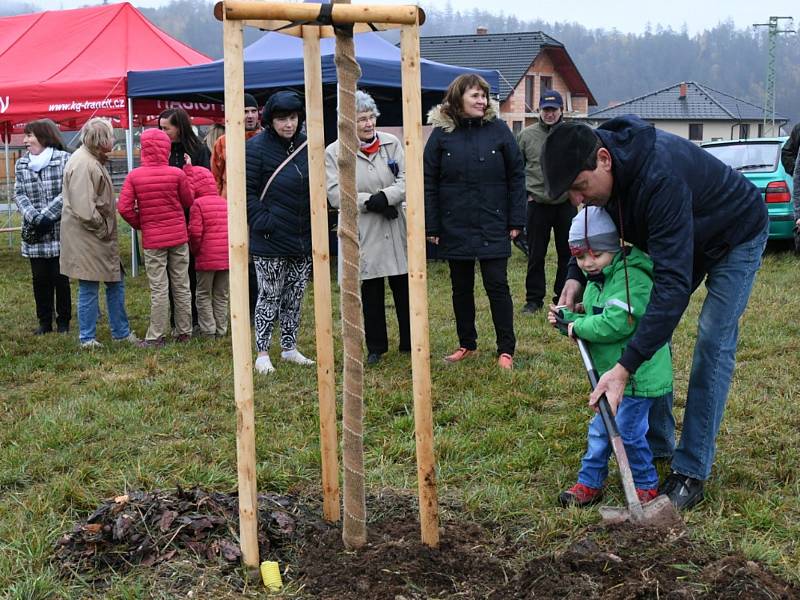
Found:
[364,191,388,213]
[382,205,399,220]
[35,215,54,234]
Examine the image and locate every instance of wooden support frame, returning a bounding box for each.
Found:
[219,2,438,567]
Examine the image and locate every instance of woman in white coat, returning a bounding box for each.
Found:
[325,90,410,366]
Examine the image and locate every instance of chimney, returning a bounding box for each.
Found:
[476,26,488,35]
[679,82,687,99]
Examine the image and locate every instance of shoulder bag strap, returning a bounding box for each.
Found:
[259,139,309,202]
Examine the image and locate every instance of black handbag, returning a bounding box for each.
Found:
[21,219,42,244]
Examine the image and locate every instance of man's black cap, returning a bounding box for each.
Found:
[542,121,600,199]
[244,93,259,109]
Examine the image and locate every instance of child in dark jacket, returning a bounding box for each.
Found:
[547,206,672,508]
[187,166,230,337]
[118,128,194,346]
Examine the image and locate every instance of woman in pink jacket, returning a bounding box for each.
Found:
[187,166,229,337]
[118,128,194,347]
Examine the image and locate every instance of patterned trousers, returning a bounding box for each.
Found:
[253,255,312,353]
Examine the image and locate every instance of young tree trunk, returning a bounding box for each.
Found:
[334,7,367,550]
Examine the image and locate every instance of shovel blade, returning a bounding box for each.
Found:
[599,495,684,529]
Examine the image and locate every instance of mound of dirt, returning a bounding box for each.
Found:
[54,488,799,599]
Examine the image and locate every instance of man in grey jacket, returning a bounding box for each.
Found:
[516,90,576,313]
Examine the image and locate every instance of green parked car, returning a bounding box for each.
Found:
[701,137,794,241]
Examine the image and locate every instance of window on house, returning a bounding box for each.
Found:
[688,123,704,141]
[540,75,553,93]
[512,120,523,134]
[757,123,764,137]
[524,76,535,112]
[740,123,750,140]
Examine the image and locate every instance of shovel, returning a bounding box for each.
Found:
[554,310,682,528]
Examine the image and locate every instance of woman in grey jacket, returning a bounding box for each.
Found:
[14,119,71,335]
[326,90,410,366]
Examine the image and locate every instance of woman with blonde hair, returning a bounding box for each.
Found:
[60,117,138,348]
[14,118,71,334]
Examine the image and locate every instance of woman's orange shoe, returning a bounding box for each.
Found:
[443,347,477,363]
[497,353,513,369]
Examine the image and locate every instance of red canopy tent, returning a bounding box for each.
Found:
[0,2,214,271]
[0,2,213,136]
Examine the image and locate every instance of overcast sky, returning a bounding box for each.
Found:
[28,0,798,35]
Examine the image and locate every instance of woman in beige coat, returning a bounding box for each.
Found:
[60,118,138,348]
[325,90,409,366]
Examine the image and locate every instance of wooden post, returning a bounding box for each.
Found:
[302,24,341,523]
[223,13,260,568]
[400,21,439,548]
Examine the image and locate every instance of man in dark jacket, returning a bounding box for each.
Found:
[780,121,800,175]
[542,116,768,510]
[516,90,576,313]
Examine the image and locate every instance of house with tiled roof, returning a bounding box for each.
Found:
[588,81,788,142]
[418,29,596,134]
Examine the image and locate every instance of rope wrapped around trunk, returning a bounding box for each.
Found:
[334,12,367,550]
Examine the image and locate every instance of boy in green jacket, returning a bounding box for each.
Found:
[547,206,672,507]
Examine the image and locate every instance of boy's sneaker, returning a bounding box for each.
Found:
[114,332,140,345]
[443,347,477,363]
[80,339,103,350]
[558,483,603,507]
[497,353,513,370]
[175,333,191,343]
[636,488,659,504]
[255,355,275,374]
[280,348,314,365]
[658,472,705,510]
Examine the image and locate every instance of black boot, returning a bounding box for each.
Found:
[659,472,704,510]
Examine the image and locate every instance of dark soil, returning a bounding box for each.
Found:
[54,487,799,599]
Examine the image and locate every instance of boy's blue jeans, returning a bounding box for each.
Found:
[646,226,768,481]
[578,394,663,491]
[78,279,132,343]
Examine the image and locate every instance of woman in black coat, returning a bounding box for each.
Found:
[245,90,314,375]
[424,74,527,370]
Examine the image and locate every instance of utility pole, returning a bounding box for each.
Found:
[753,17,794,136]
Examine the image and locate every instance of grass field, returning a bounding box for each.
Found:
[1,225,799,598]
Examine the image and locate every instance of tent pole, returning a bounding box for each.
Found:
[401,20,439,549]
[126,98,139,277]
[302,24,340,523]
[5,125,11,248]
[223,14,260,570]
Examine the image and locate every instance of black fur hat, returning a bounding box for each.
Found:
[261,90,305,128]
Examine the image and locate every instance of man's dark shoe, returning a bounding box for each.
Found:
[521,301,542,314]
[34,325,53,335]
[56,323,70,333]
[659,472,705,510]
[366,352,381,366]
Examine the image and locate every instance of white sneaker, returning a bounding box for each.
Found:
[114,332,140,344]
[80,339,103,349]
[280,348,315,365]
[254,355,275,374]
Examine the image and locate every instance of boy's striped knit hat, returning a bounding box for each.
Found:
[568,206,619,254]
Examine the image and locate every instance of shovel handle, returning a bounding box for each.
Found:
[574,337,644,519]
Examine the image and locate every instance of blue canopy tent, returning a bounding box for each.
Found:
[127,30,500,139]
